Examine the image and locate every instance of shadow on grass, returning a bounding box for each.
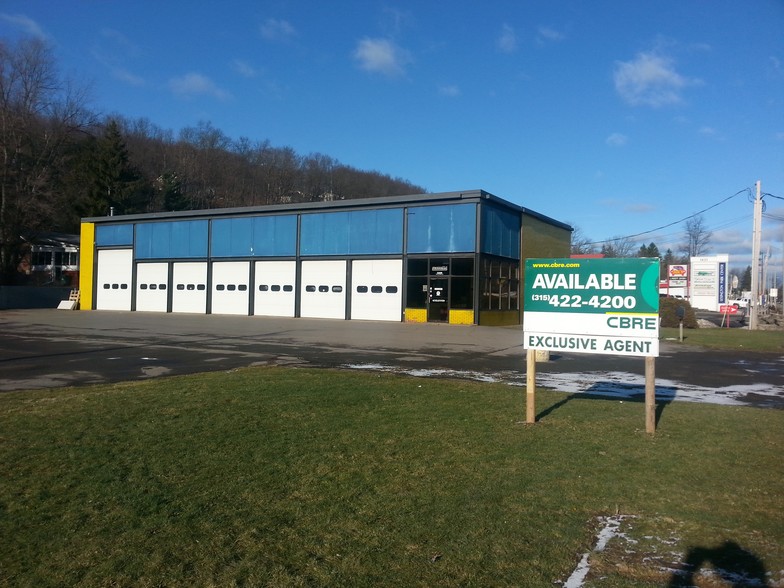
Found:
[667,540,768,587]
[537,383,678,427]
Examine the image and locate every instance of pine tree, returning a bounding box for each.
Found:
[740,266,752,291]
[86,120,150,215]
[637,242,661,258]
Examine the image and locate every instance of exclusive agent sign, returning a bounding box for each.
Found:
[523,258,660,357]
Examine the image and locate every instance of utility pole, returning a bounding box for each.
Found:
[749,181,762,330]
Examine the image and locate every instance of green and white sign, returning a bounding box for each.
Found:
[523,258,660,357]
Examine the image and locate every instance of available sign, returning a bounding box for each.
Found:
[523,258,660,357]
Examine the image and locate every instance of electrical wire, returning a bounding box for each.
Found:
[586,187,753,245]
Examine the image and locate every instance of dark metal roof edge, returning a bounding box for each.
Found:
[82,190,489,223]
[82,189,571,231]
[520,206,574,231]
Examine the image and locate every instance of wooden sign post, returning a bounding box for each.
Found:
[523,258,661,433]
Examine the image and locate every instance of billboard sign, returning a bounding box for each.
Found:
[524,258,660,357]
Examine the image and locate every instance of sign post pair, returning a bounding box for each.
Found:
[523,258,661,433]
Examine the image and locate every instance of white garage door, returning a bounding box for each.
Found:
[96,249,132,311]
[172,262,208,314]
[300,260,346,319]
[350,259,403,321]
[212,261,250,316]
[135,262,169,312]
[254,260,296,317]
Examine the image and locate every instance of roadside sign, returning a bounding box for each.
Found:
[720,305,738,314]
[523,258,660,357]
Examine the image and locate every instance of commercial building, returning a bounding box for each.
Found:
[79,190,571,325]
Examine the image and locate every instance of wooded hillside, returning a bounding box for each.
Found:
[0,37,425,283]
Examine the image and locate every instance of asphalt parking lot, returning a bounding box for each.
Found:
[0,309,782,408]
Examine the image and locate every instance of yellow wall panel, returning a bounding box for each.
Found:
[449,309,474,325]
[405,308,427,323]
[79,223,95,310]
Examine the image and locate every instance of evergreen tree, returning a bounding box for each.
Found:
[158,172,189,211]
[661,248,676,279]
[637,242,661,258]
[740,265,752,291]
[85,120,150,216]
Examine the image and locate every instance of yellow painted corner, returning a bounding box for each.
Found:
[79,223,95,310]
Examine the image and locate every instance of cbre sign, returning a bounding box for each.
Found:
[523,258,660,357]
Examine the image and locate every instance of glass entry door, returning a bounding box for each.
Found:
[428,278,449,322]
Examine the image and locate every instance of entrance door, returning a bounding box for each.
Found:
[428,278,449,322]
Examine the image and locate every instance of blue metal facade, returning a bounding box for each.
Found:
[84,190,571,324]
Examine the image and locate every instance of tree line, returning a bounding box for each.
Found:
[0,37,424,284]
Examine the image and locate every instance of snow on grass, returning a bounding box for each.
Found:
[341,364,784,408]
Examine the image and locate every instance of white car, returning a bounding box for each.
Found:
[728,297,751,309]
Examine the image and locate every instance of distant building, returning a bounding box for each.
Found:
[80,190,571,325]
[17,232,80,287]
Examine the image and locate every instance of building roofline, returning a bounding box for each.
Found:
[82,189,572,231]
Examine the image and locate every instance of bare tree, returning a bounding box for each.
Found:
[600,235,637,258]
[0,37,93,282]
[568,224,595,255]
[679,214,712,259]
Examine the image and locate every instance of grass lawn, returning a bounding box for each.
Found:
[660,326,784,352]
[1,367,782,587]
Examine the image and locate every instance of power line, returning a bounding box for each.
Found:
[586,187,752,245]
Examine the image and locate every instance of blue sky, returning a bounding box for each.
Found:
[2,1,783,279]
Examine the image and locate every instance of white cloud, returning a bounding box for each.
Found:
[260,18,296,42]
[698,126,721,139]
[497,24,517,53]
[353,37,410,77]
[438,84,460,97]
[0,13,47,39]
[232,59,258,78]
[537,25,565,44]
[614,51,700,107]
[624,203,655,214]
[100,28,139,56]
[112,68,145,86]
[169,73,231,101]
[605,133,628,147]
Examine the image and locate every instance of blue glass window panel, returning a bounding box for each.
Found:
[406,204,476,253]
[481,205,520,259]
[251,215,297,256]
[135,220,208,259]
[134,223,157,258]
[211,218,253,257]
[348,209,403,254]
[172,220,208,258]
[300,209,403,256]
[300,212,349,255]
[95,224,133,246]
[210,216,296,257]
